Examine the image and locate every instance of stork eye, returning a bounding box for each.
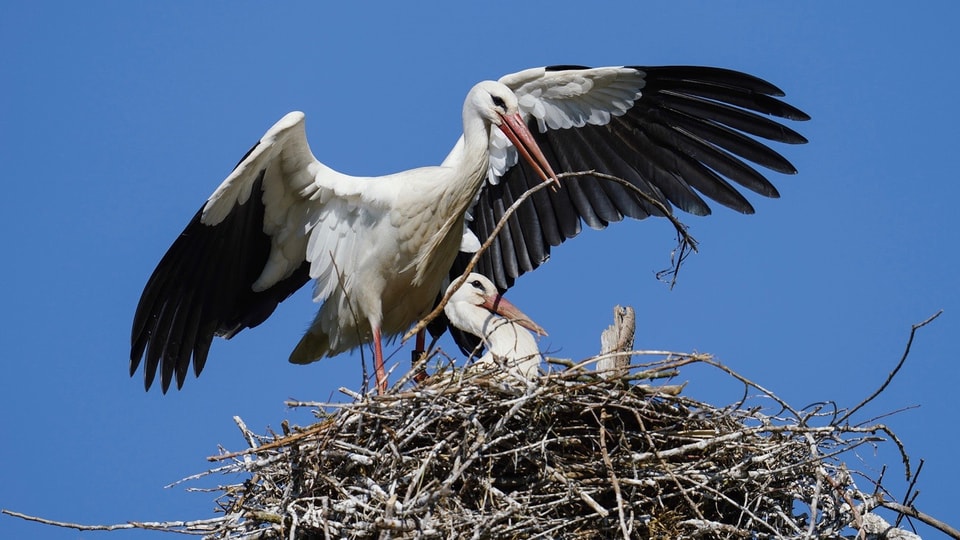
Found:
[470,279,485,291]
[491,95,506,109]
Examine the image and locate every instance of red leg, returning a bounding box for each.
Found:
[373,326,387,394]
[415,330,425,352]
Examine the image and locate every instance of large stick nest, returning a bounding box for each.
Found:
[191,352,920,539]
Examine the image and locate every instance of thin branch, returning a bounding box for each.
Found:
[699,355,802,419]
[896,459,924,528]
[403,170,696,342]
[402,174,556,341]
[585,171,698,288]
[1,509,226,534]
[599,408,630,539]
[838,310,942,426]
[879,500,960,539]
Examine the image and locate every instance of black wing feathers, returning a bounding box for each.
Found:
[453,66,809,294]
[130,172,310,392]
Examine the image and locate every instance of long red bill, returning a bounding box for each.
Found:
[482,293,548,337]
[498,112,560,189]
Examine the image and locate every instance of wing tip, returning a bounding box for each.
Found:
[278,110,306,128]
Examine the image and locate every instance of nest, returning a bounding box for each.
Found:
[6,312,948,538]
[184,351,921,540]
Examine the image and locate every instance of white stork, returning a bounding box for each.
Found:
[443,273,546,380]
[130,65,808,393]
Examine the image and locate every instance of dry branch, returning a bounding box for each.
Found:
[404,169,696,342]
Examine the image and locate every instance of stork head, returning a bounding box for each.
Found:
[468,80,521,126]
[445,273,547,337]
[466,81,559,185]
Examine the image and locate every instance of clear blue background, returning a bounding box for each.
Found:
[2,2,957,538]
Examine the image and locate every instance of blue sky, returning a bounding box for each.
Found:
[2,2,957,538]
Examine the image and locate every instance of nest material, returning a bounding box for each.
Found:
[195,353,912,539]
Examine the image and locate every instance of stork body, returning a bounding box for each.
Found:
[284,127,505,370]
[130,66,808,393]
[443,274,545,380]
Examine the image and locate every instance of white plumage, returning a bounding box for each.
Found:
[443,274,546,380]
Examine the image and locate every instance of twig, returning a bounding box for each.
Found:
[403,174,557,341]
[896,459,924,528]
[838,310,942,426]
[699,355,801,419]
[879,500,960,539]
[599,408,630,539]
[404,170,696,342]
[233,415,258,449]
[584,171,698,288]
[1,509,225,534]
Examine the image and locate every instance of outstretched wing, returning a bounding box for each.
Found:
[456,65,809,291]
[130,112,374,392]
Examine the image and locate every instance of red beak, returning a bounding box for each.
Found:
[498,112,560,188]
[481,292,548,337]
